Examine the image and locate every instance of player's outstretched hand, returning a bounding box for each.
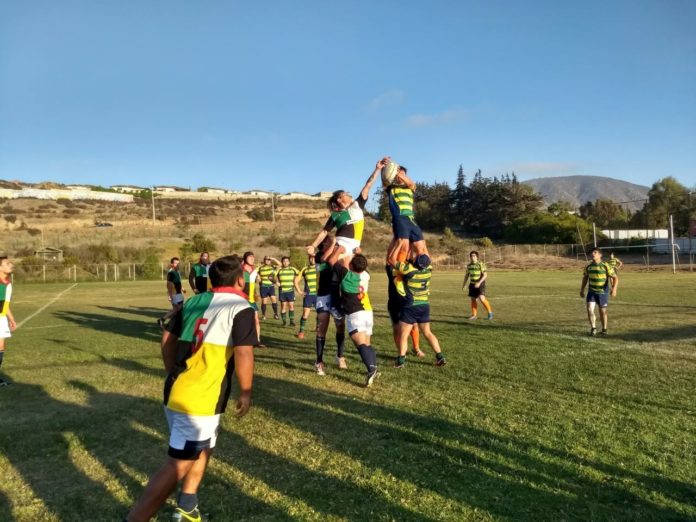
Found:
[235,392,252,418]
[306,245,315,255]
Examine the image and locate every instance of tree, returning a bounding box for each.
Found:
[547,200,576,216]
[632,177,690,235]
[579,199,630,228]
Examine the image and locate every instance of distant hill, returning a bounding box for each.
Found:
[522,175,650,212]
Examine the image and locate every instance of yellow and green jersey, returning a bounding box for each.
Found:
[388,186,414,218]
[163,288,258,416]
[334,265,372,313]
[300,265,318,295]
[0,279,12,316]
[258,264,277,287]
[243,267,258,303]
[607,257,622,269]
[277,266,299,292]
[584,261,615,294]
[323,195,367,241]
[394,261,432,306]
[466,262,486,283]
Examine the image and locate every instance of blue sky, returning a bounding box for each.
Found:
[1,1,694,196]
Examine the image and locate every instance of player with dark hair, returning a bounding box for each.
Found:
[462,251,493,320]
[307,159,382,267]
[0,256,17,387]
[158,257,184,328]
[276,256,299,327]
[580,248,618,336]
[294,254,317,339]
[242,251,263,345]
[392,254,446,368]
[258,255,280,320]
[126,255,257,522]
[188,252,210,295]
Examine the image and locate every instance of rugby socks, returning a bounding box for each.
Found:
[336,332,345,358]
[436,352,445,361]
[470,299,478,316]
[299,318,307,333]
[177,492,198,513]
[281,312,287,325]
[357,344,377,372]
[481,298,492,313]
[410,328,420,350]
[261,303,267,317]
[0,351,4,369]
[315,337,325,363]
[272,303,279,315]
[289,310,295,324]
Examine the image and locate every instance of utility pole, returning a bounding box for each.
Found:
[271,192,275,224]
[151,187,156,225]
[669,214,676,274]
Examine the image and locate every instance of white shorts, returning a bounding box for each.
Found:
[336,236,361,254]
[0,316,10,339]
[171,293,184,305]
[165,406,220,460]
[346,310,373,336]
[316,294,332,314]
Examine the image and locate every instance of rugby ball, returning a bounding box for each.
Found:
[381,160,400,187]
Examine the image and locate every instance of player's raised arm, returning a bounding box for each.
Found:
[394,168,416,191]
[359,157,387,201]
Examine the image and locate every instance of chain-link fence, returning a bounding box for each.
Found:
[11,262,195,284]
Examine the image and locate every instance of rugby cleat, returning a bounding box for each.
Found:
[435,356,447,367]
[412,349,426,358]
[172,505,205,522]
[365,369,380,387]
[589,327,597,337]
[336,356,348,370]
[295,331,305,339]
[467,315,478,321]
[314,362,326,376]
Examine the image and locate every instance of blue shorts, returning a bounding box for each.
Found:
[586,292,609,307]
[260,286,276,299]
[279,291,295,303]
[387,300,402,325]
[399,304,430,324]
[392,215,424,242]
[303,294,317,309]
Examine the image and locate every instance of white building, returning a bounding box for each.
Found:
[111,185,146,193]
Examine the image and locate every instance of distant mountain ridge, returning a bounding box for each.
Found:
[522,175,649,212]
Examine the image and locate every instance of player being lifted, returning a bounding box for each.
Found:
[381,157,429,266]
[306,158,381,267]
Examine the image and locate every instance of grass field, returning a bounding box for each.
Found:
[1,271,695,521]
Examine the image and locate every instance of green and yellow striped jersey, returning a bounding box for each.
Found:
[466,262,486,283]
[300,265,318,295]
[584,261,615,293]
[607,257,621,269]
[276,266,299,292]
[394,261,432,306]
[258,264,277,287]
[388,186,414,217]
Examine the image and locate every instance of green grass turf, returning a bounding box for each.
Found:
[0,271,695,521]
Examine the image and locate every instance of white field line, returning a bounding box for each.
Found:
[16,283,78,329]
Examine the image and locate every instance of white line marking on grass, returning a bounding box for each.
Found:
[16,283,78,329]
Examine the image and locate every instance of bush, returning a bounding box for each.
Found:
[475,237,494,248]
[4,215,16,224]
[246,207,273,221]
[27,228,42,237]
[191,233,217,253]
[141,253,161,280]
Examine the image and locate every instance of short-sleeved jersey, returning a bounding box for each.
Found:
[385,264,406,307]
[388,186,415,218]
[276,266,299,292]
[394,261,432,306]
[0,279,12,316]
[323,195,367,241]
[243,267,258,304]
[466,262,486,283]
[190,263,209,294]
[167,269,182,293]
[607,257,622,269]
[300,265,318,295]
[163,288,259,416]
[334,265,371,314]
[584,261,615,294]
[258,264,277,287]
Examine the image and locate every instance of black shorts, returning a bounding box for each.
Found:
[399,304,430,324]
[279,291,295,303]
[260,286,276,299]
[387,300,402,325]
[468,282,486,298]
[303,294,317,309]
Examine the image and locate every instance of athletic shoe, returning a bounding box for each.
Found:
[394,357,405,369]
[260,315,266,321]
[254,343,267,348]
[172,505,205,521]
[282,321,287,327]
[274,314,280,320]
[0,379,10,387]
[289,322,296,327]
[157,318,165,329]
[412,349,426,358]
[435,356,447,367]
[486,312,494,320]
[600,329,608,336]
[365,369,380,387]
[314,362,326,376]
[336,356,348,370]
[295,331,305,339]
[589,328,597,337]
[467,315,478,320]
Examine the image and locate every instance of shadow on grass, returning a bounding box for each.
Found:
[53,309,162,342]
[0,490,14,521]
[610,325,696,344]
